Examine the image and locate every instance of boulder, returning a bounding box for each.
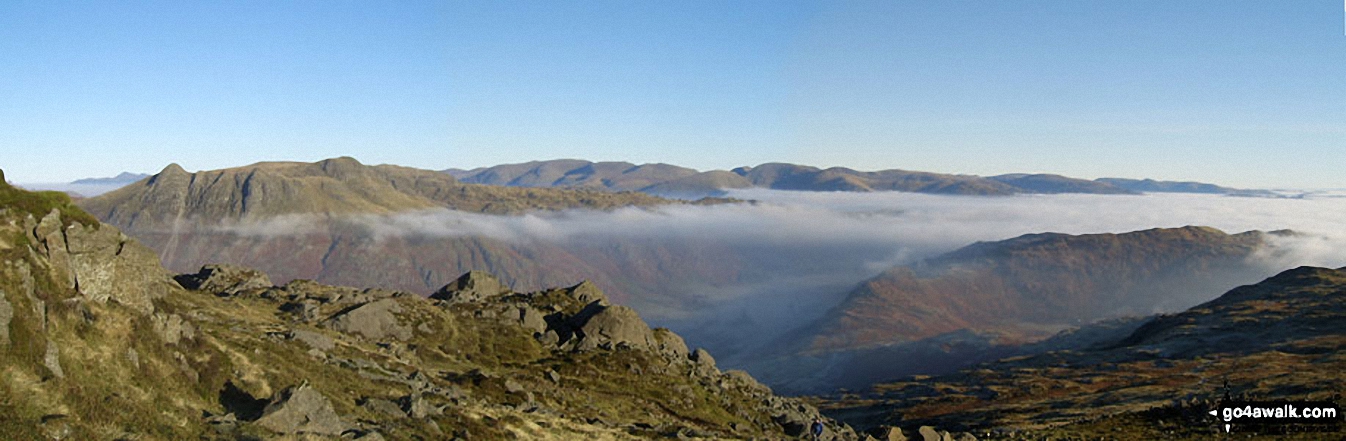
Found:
[575,305,656,350]
[869,426,909,441]
[515,306,548,333]
[691,348,716,372]
[430,271,511,303]
[254,384,346,436]
[360,397,406,419]
[175,264,273,296]
[567,280,609,305]
[652,328,690,359]
[288,329,335,351]
[325,299,412,341]
[917,426,948,441]
[64,219,170,314]
[152,313,196,345]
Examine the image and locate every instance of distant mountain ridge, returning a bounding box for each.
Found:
[71,172,150,185]
[80,157,678,231]
[450,159,1264,197]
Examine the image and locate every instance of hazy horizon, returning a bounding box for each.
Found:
[3,1,1344,188]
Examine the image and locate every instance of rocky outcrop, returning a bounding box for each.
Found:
[26,209,173,315]
[429,270,510,303]
[254,383,347,436]
[325,298,412,341]
[575,305,657,350]
[173,264,272,296]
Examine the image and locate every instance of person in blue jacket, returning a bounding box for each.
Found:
[810,418,824,440]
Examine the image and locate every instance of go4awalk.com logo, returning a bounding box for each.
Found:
[1210,400,1342,434]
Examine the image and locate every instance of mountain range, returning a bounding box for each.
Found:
[448,159,1265,198]
[70,172,150,186]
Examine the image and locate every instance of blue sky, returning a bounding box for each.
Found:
[1,1,1343,188]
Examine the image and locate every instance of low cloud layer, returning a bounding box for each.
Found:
[206,190,1346,362]
[225,189,1346,268]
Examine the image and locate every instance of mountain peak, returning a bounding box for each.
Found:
[160,163,188,175]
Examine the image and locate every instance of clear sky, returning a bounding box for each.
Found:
[1,1,1343,188]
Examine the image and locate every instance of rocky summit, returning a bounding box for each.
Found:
[0,177,861,440]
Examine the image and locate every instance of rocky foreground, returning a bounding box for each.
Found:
[0,176,869,440]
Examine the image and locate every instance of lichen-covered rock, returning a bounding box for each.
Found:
[59,216,171,315]
[429,271,510,303]
[254,384,347,436]
[325,298,411,341]
[175,264,273,296]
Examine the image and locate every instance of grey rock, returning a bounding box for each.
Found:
[516,306,548,333]
[33,211,75,290]
[152,313,196,345]
[871,426,909,441]
[288,329,335,351]
[721,370,770,394]
[354,431,386,441]
[429,271,510,303]
[652,328,689,359]
[64,220,170,315]
[254,384,346,436]
[0,289,11,346]
[917,426,944,441]
[546,369,561,384]
[576,305,657,351]
[691,348,716,372]
[175,264,272,296]
[567,280,609,305]
[403,394,442,419]
[361,397,406,419]
[43,340,64,379]
[326,298,412,341]
[538,330,561,346]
